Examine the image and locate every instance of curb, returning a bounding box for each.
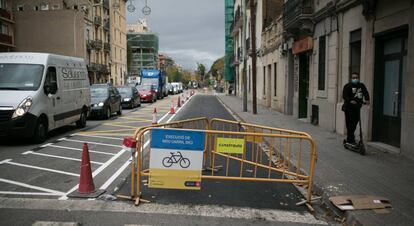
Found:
[215,95,354,224]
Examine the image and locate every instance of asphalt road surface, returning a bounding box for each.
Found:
[0,92,329,226]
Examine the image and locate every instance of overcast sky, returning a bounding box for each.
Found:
[126,0,225,70]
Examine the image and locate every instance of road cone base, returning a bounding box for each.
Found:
[68,189,105,198]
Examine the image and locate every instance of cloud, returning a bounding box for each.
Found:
[126,0,225,70]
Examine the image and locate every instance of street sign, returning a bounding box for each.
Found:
[216,137,245,154]
[149,128,205,190]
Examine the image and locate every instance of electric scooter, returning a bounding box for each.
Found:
[343,104,366,155]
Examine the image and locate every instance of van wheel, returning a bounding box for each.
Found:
[104,107,111,119]
[76,111,87,128]
[117,105,122,115]
[33,118,48,144]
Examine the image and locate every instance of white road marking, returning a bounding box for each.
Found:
[4,161,79,177]
[99,159,131,190]
[58,138,122,148]
[72,134,124,141]
[0,178,65,196]
[0,191,62,196]
[45,144,116,156]
[60,148,127,200]
[166,94,193,123]
[22,151,104,165]
[0,159,12,165]
[0,198,328,225]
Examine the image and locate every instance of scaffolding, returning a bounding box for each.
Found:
[127,33,159,76]
[224,0,235,82]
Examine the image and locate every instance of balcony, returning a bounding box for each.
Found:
[104,42,110,52]
[0,34,13,45]
[283,0,314,37]
[103,0,110,9]
[0,8,12,21]
[86,40,94,51]
[231,7,243,37]
[103,20,110,31]
[88,63,98,72]
[99,64,109,74]
[94,40,103,50]
[94,16,102,26]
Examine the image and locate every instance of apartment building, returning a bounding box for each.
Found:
[110,0,127,85]
[232,0,414,158]
[12,0,111,84]
[158,53,174,72]
[0,0,14,52]
[127,20,159,76]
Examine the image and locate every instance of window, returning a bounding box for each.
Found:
[34,6,39,11]
[273,63,277,97]
[349,29,361,80]
[0,0,7,9]
[17,5,24,11]
[44,67,57,95]
[318,36,326,91]
[0,22,8,35]
[263,66,266,95]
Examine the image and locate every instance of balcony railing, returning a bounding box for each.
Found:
[0,8,12,20]
[86,40,94,51]
[0,33,13,45]
[94,40,103,50]
[94,16,102,26]
[104,42,110,52]
[88,63,98,72]
[283,0,313,30]
[103,0,110,9]
[103,20,110,30]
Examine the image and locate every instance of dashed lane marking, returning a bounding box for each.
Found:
[2,160,79,177]
[43,144,116,156]
[0,178,65,196]
[22,151,104,165]
[73,134,123,141]
[57,138,122,148]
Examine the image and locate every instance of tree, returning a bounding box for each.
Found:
[197,63,206,82]
[209,56,225,79]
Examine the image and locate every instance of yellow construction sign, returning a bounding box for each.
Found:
[216,137,245,154]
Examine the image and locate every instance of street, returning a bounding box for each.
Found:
[0,92,328,225]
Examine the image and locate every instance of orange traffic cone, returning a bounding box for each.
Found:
[152,108,157,124]
[177,96,181,108]
[78,143,96,193]
[169,100,175,114]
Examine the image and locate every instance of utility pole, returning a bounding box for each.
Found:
[242,0,247,112]
[249,0,257,114]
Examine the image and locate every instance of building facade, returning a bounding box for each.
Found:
[110,0,127,85]
[12,0,111,84]
[158,53,174,72]
[0,0,14,52]
[127,20,159,77]
[233,0,414,159]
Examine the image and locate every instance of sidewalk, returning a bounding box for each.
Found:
[217,94,414,226]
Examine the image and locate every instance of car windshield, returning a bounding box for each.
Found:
[117,87,132,97]
[137,85,152,91]
[0,64,44,91]
[142,78,158,86]
[90,87,108,98]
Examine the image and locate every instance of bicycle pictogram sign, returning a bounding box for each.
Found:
[162,151,191,168]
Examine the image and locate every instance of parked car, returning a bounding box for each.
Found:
[117,86,141,109]
[0,52,90,143]
[137,84,157,103]
[90,84,122,119]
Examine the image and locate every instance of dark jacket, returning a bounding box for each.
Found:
[342,82,370,110]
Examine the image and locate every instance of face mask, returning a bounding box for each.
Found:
[352,79,359,84]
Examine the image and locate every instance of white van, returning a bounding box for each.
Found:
[0,53,90,143]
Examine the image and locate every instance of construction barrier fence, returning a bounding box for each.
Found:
[125,117,317,205]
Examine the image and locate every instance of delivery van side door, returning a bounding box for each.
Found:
[44,66,62,129]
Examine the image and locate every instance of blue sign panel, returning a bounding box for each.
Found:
[151,128,205,151]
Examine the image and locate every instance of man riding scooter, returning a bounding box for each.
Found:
[342,73,370,153]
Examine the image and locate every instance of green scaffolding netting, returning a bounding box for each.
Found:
[224,0,235,82]
[127,33,159,75]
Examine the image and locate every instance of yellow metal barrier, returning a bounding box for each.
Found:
[124,118,317,206]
